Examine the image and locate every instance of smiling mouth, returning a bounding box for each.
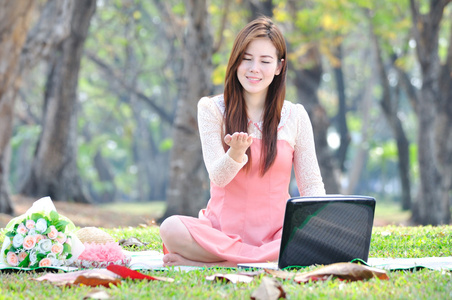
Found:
[246,76,261,82]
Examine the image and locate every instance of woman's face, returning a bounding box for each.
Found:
[237,38,282,101]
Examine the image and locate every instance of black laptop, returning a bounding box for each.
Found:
[277,195,376,268]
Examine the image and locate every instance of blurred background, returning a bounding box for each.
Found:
[0,0,451,226]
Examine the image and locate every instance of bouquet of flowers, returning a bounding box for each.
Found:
[1,197,84,269]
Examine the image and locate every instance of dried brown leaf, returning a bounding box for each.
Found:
[32,269,121,287]
[206,273,254,284]
[266,263,389,283]
[250,277,286,300]
[73,273,121,287]
[118,237,149,247]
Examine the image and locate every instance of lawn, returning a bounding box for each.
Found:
[1,224,451,299]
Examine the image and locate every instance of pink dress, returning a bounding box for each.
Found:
[178,95,325,263]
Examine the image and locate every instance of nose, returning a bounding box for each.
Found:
[249,60,259,73]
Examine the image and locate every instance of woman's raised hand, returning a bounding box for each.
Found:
[224,132,253,163]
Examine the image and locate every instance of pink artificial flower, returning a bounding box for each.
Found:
[39,257,52,267]
[22,235,37,250]
[47,226,58,240]
[7,252,19,267]
[56,232,67,244]
[26,220,36,230]
[77,242,125,262]
[35,234,45,243]
[18,251,28,262]
[51,243,64,255]
[17,223,28,235]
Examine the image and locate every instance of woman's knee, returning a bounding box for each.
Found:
[159,216,189,245]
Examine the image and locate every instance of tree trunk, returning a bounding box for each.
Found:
[346,71,374,195]
[292,45,341,194]
[435,12,452,222]
[332,44,351,172]
[160,0,213,220]
[370,30,412,210]
[0,0,36,214]
[21,0,96,203]
[246,0,273,20]
[409,0,451,225]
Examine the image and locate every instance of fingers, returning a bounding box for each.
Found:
[224,134,232,145]
[224,132,253,148]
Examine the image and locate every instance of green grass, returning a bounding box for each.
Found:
[1,225,451,299]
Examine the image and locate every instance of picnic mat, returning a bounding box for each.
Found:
[0,249,200,272]
[1,251,452,272]
[365,257,452,271]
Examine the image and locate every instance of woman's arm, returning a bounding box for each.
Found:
[198,97,247,187]
[292,104,326,196]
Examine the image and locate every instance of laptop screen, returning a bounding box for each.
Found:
[278,196,375,268]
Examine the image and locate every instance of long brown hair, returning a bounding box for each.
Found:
[224,17,287,175]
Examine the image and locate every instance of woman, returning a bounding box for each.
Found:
[159,17,325,267]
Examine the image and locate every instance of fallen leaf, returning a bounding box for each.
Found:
[33,269,120,287]
[266,262,389,283]
[205,273,254,284]
[119,237,149,248]
[83,289,112,299]
[251,277,286,300]
[73,273,121,287]
[107,264,174,282]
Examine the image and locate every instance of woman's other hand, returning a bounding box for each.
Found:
[224,132,253,163]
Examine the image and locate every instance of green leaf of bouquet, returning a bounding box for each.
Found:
[18,255,30,268]
[31,213,44,222]
[37,253,46,260]
[43,227,51,235]
[66,253,73,259]
[5,231,16,238]
[7,245,17,253]
[63,243,72,254]
[50,210,59,222]
[55,220,69,232]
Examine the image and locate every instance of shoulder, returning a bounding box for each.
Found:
[283,100,307,115]
[279,101,308,128]
[198,94,225,114]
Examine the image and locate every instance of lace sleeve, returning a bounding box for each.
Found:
[198,97,248,187]
[293,104,326,196]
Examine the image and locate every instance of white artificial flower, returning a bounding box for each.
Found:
[12,234,25,248]
[47,253,61,266]
[38,239,52,253]
[35,218,48,233]
[29,250,38,264]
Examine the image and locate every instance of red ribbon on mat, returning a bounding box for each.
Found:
[107,264,159,280]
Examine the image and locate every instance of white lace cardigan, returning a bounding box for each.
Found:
[197,94,326,196]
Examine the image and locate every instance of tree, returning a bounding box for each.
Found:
[369,15,412,210]
[0,0,36,214]
[280,0,341,194]
[160,0,214,220]
[409,0,452,225]
[21,0,96,203]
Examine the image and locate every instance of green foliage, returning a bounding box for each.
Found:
[8,0,449,210]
